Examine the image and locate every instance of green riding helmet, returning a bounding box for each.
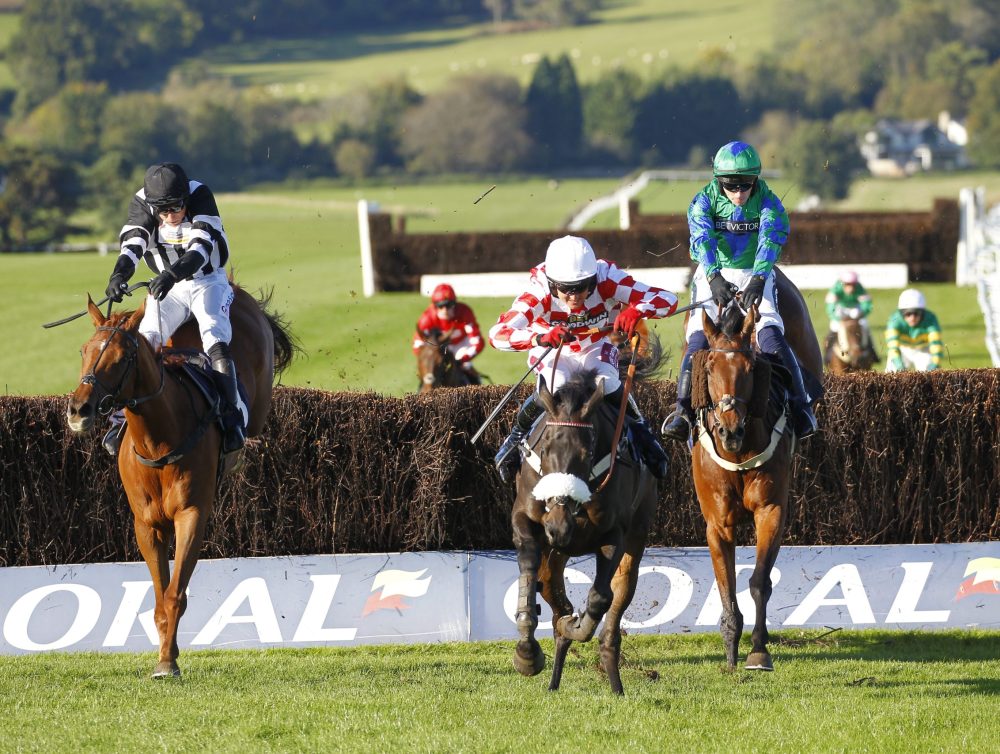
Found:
[712,141,762,177]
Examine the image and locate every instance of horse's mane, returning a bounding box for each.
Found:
[718,302,745,339]
[618,330,665,381]
[551,370,600,417]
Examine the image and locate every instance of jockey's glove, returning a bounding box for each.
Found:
[613,305,643,337]
[741,275,766,311]
[105,256,136,303]
[536,325,571,348]
[708,273,738,307]
[149,269,178,301]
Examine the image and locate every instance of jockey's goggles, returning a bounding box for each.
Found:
[718,177,756,192]
[548,276,595,295]
[902,309,923,318]
[153,202,185,214]
[435,299,456,309]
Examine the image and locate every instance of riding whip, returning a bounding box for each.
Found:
[471,345,553,445]
[42,281,150,329]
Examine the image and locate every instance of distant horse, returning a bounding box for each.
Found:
[65,286,295,678]
[509,368,658,695]
[416,329,474,393]
[689,290,821,672]
[825,317,876,374]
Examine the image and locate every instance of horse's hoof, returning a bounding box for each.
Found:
[152,661,181,679]
[513,640,545,676]
[745,652,773,671]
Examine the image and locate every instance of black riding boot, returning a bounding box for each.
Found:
[661,350,695,442]
[607,386,669,479]
[494,394,543,483]
[211,356,247,453]
[774,340,818,439]
[102,410,127,457]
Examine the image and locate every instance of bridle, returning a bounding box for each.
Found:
[532,418,596,515]
[703,345,754,433]
[79,324,164,415]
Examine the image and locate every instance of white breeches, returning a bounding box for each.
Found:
[685,265,784,341]
[139,270,234,352]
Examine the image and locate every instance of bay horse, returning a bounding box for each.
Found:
[509,369,658,695]
[65,286,294,678]
[689,277,822,672]
[416,329,473,393]
[825,317,876,374]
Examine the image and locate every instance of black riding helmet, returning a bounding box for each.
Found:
[143,163,190,210]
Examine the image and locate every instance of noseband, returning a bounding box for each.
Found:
[80,325,163,415]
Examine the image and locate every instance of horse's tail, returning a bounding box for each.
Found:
[254,287,299,377]
[618,330,665,382]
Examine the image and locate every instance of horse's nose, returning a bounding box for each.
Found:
[543,500,576,549]
[718,423,745,451]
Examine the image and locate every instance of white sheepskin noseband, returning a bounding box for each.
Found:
[532,472,591,504]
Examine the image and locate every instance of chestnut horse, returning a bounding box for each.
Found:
[65,286,294,678]
[416,330,473,393]
[690,269,822,672]
[509,370,658,695]
[825,317,876,374]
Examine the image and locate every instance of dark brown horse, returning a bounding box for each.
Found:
[509,371,658,695]
[825,317,876,374]
[65,286,294,678]
[689,282,821,672]
[416,329,474,393]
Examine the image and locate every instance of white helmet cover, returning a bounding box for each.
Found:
[544,235,598,283]
[898,288,926,310]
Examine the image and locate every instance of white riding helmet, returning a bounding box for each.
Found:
[544,235,598,283]
[898,288,926,311]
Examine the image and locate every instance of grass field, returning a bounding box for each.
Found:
[0,174,993,398]
[206,0,780,100]
[0,631,998,753]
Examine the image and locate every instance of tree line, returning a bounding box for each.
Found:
[1,0,999,247]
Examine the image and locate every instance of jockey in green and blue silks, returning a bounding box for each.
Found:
[661,140,819,442]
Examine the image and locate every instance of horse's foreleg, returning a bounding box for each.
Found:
[598,540,647,696]
[747,502,787,672]
[556,534,623,643]
[540,551,573,691]
[132,517,174,678]
[157,505,208,679]
[512,513,545,677]
[705,521,742,670]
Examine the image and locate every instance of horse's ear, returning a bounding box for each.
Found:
[702,311,720,341]
[582,379,605,418]
[87,295,106,326]
[742,305,757,338]
[537,376,557,415]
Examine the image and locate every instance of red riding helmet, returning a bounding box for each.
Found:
[431,284,456,305]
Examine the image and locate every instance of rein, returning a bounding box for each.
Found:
[593,331,640,494]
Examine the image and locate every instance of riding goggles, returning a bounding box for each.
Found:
[548,276,596,295]
[153,202,185,214]
[435,300,456,309]
[718,178,756,192]
[902,309,923,317]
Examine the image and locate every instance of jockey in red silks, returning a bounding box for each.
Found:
[488,235,678,483]
[412,283,484,383]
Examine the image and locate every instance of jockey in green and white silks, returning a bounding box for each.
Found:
[661,140,819,442]
[885,288,944,372]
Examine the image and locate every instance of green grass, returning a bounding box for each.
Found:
[1,175,993,398]
[0,631,997,753]
[205,0,779,99]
